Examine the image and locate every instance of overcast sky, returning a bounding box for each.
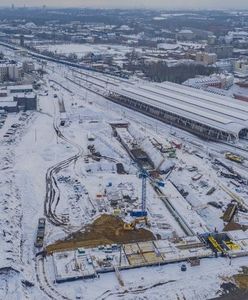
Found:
[1,0,248,9]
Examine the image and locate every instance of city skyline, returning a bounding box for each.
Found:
[2,0,248,9]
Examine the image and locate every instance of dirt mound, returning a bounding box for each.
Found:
[234,267,248,289]
[223,221,247,232]
[214,267,248,300]
[46,214,155,253]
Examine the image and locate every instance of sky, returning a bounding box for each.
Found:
[1,0,247,10]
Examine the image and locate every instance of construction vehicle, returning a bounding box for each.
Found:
[35,218,46,248]
[123,217,148,231]
[181,264,187,271]
[225,152,244,164]
[192,173,203,181]
[87,132,95,141]
[171,140,182,149]
[123,222,135,231]
[168,151,177,158]
[206,187,216,196]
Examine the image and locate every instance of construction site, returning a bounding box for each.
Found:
[50,228,248,284]
[28,64,248,299]
[1,11,248,300]
[36,104,248,291]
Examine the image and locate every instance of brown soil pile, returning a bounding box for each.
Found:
[46,214,155,253]
[214,267,248,300]
[223,219,248,232]
[234,267,248,289]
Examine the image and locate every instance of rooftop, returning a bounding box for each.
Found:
[113,81,248,136]
[7,84,33,91]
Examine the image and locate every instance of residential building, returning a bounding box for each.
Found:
[196,52,217,65]
[234,60,248,77]
[0,62,21,82]
[205,45,233,59]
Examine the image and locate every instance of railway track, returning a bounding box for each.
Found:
[70,67,131,86]
[64,74,209,236]
[61,72,248,214]
[49,79,73,94]
[66,72,248,160]
[65,75,105,98]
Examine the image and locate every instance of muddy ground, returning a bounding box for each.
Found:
[46,214,155,253]
[214,267,248,300]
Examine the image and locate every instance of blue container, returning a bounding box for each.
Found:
[130,210,148,217]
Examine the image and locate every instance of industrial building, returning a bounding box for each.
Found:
[0,84,37,112]
[7,84,33,94]
[107,81,248,142]
[0,100,18,112]
[0,94,37,112]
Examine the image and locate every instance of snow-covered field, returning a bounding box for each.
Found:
[36,43,136,58]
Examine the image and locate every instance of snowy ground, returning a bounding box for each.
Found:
[45,255,247,300]
[36,43,138,60]
[0,47,248,299]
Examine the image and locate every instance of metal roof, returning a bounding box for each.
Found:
[161,81,248,114]
[141,85,248,121]
[0,101,17,107]
[114,82,248,136]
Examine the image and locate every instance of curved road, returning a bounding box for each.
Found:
[44,100,84,227]
[43,97,121,228]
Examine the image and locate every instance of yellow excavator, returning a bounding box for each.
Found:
[123,217,148,231]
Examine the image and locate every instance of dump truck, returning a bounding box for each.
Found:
[35,218,46,248]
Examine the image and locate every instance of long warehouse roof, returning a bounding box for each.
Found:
[113,82,248,136]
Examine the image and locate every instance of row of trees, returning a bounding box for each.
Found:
[141,62,217,83]
[126,60,217,83]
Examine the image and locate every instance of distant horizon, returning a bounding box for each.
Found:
[0,0,247,10]
[1,6,248,11]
